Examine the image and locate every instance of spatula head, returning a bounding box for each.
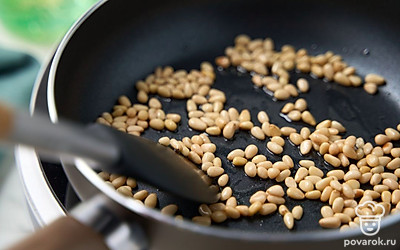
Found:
[89,124,219,204]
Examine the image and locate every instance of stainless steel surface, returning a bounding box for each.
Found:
[12,111,119,167]
[71,194,147,250]
[15,56,66,228]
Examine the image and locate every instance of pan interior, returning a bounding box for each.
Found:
[53,0,400,233]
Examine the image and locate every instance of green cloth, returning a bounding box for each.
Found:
[0,48,40,177]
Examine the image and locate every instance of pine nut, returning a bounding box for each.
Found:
[281,103,294,114]
[251,126,265,140]
[248,201,263,216]
[330,180,342,191]
[300,140,312,155]
[207,167,224,177]
[392,190,400,205]
[98,171,110,181]
[287,187,305,199]
[324,154,341,167]
[272,136,285,147]
[300,127,311,139]
[259,203,277,215]
[364,82,378,95]
[267,141,284,154]
[288,110,302,121]
[267,185,285,197]
[188,151,202,164]
[309,166,324,177]
[321,186,333,202]
[299,180,314,192]
[218,174,229,187]
[383,178,398,190]
[125,177,137,189]
[387,158,400,170]
[232,156,247,166]
[225,206,240,219]
[166,113,181,123]
[112,176,127,189]
[316,177,334,191]
[245,144,258,159]
[297,78,309,93]
[209,203,226,212]
[117,186,133,197]
[211,211,228,223]
[305,176,322,185]
[118,95,132,107]
[164,119,177,131]
[257,167,269,180]
[385,128,400,140]
[301,111,316,126]
[281,126,297,136]
[305,190,321,199]
[161,204,178,215]
[220,187,232,201]
[244,162,257,177]
[295,167,308,183]
[144,193,158,208]
[310,133,329,145]
[252,155,267,164]
[276,169,291,182]
[274,89,290,100]
[227,149,245,160]
[189,118,207,131]
[149,118,164,130]
[283,212,294,230]
[267,195,286,204]
[332,197,344,213]
[299,160,314,168]
[292,205,303,220]
[334,72,351,86]
[289,133,303,145]
[375,134,390,145]
[239,121,254,130]
[192,216,212,226]
[223,121,237,139]
[282,155,294,168]
[198,204,212,216]
[319,216,341,229]
[285,177,297,188]
[365,73,385,85]
[294,98,308,112]
[257,111,270,123]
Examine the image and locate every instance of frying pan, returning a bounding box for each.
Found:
[37,0,400,249]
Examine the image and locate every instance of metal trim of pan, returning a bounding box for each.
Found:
[15,55,67,228]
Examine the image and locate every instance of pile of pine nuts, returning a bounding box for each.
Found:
[216,34,386,96]
[280,97,316,126]
[96,34,400,232]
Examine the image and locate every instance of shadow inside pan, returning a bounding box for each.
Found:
[52,0,400,233]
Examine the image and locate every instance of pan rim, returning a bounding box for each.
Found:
[47,0,400,243]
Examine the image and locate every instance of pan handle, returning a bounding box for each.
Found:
[10,194,148,250]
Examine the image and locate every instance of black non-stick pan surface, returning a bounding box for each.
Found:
[53,0,400,234]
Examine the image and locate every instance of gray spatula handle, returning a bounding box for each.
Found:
[0,104,119,166]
